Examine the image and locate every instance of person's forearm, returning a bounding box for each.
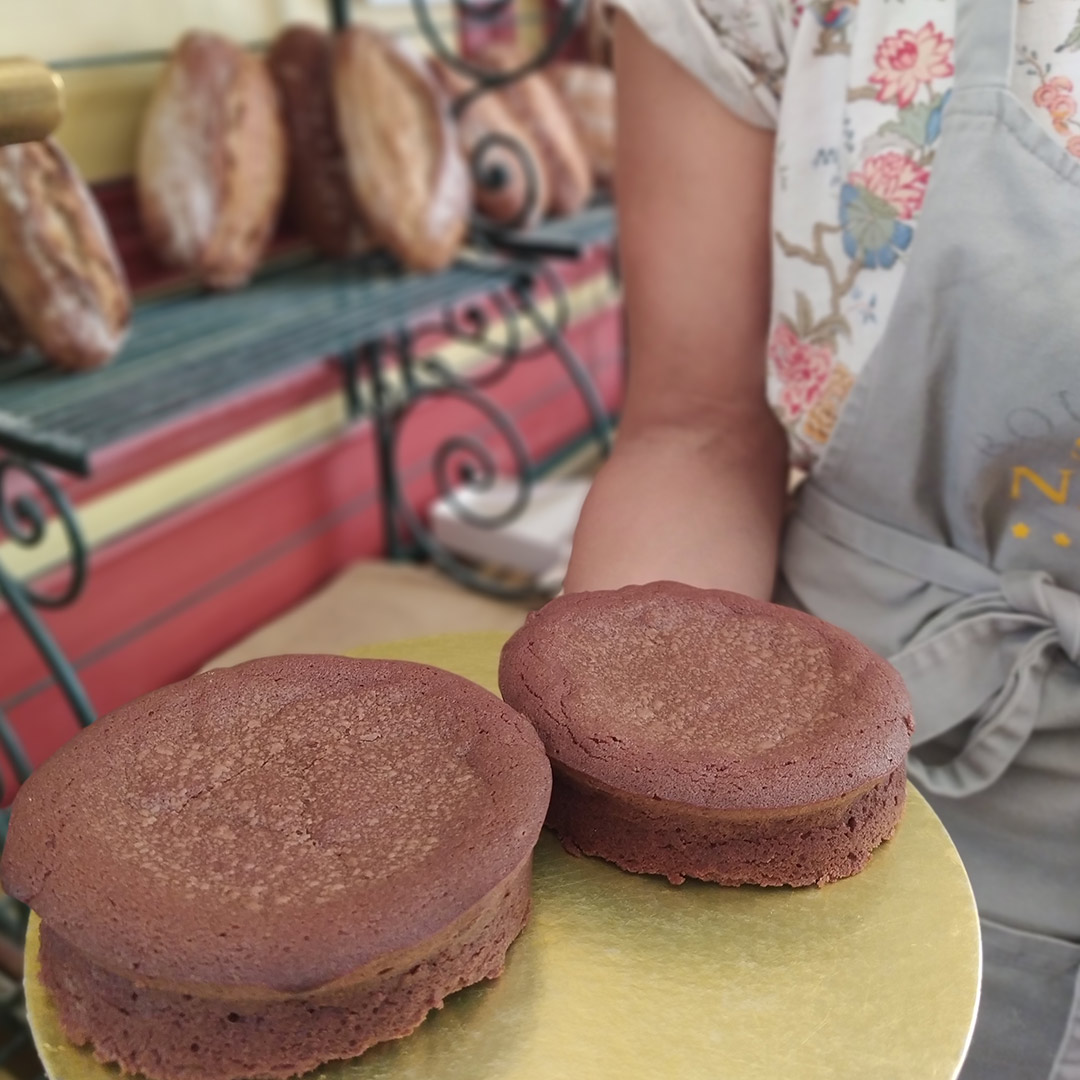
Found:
[565,14,782,597]
[564,406,788,598]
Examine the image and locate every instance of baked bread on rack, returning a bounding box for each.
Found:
[479,45,594,218]
[268,25,372,259]
[334,26,471,272]
[547,62,616,187]
[136,31,287,289]
[430,57,550,230]
[0,138,130,370]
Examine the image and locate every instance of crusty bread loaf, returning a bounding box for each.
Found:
[480,46,593,218]
[136,31,287,289]
[430,58,549,229]
[547,62,616,187]
[0,139,130,370]
[334,27,470,272]
[268,25,371,259]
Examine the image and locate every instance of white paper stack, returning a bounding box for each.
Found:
[429,476,591,591]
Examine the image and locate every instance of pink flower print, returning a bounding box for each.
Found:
[1033,76,1078,135]
[1033,76,1074,109]
[1068,135,1080,159]
[769,322,833,422]
[869,22,955,108]
[849,152,930,220]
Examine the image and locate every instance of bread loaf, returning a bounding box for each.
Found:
[0,139,130,370]
[334,27,470,272]
[268,25,370,259]
[547,62,616,187]
[136,31,287,289]
[429,58,548,229]
[479,46,593,218]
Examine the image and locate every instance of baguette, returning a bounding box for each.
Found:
[334,26,470,272]
[0,139,130,370]
[136,31,287,289]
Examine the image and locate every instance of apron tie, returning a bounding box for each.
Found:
[1002,572,1080,664]
[793,485,1080,798]
[885,570,1078,797]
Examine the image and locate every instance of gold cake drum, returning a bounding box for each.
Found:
[25,633,981,1080]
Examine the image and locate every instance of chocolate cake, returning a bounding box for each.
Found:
[499,583,913,887]
[2,655,551,1080]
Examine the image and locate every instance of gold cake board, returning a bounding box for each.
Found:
[25,632,981,1080]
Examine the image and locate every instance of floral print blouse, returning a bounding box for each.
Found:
[609,0,1080,467]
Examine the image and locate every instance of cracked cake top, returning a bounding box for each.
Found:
[499,582,913,811]
[2,654,550,993]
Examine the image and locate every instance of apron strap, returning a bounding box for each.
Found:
[955,0,1017,91]
[798,484,998,595]
[794,483,1080,798]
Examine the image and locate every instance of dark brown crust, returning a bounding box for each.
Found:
[39,856,533,1080]
[548,761,908,886]
[2,655,551,992]
[267,25,370,258]
[479,46,593,218]
[0,291,27,354]
[333,27,470,272]
[0,139,130,370]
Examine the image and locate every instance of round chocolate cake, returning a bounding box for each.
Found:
[2,655,551,1080]
[499,583,913,887]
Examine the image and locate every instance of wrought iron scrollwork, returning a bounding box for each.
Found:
[350,258,616,597]
[468,131,543,233]
[422,0,587,245]
[328,0,589,249]
[0,458,88,609]
[353,333,538,598]
[413,0,586,95]
[0,455,95,803]
[332,0,616,595]
[509,266,614,455]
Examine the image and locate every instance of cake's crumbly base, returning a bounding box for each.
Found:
[39,859,533,1080]
[547,765,907,887]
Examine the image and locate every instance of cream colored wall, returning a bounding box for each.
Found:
[2,0,453,180]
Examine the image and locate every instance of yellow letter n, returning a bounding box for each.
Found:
[1011,467,1073,504]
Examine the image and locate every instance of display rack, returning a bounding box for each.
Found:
[0,2,619,1068]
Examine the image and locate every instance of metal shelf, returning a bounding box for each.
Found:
[0,206,614,463]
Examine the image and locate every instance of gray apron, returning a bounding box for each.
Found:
[779,0,1080,1076]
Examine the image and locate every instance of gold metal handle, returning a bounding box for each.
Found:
[0,58,65,146]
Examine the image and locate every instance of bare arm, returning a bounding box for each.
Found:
[563,13,787,598]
